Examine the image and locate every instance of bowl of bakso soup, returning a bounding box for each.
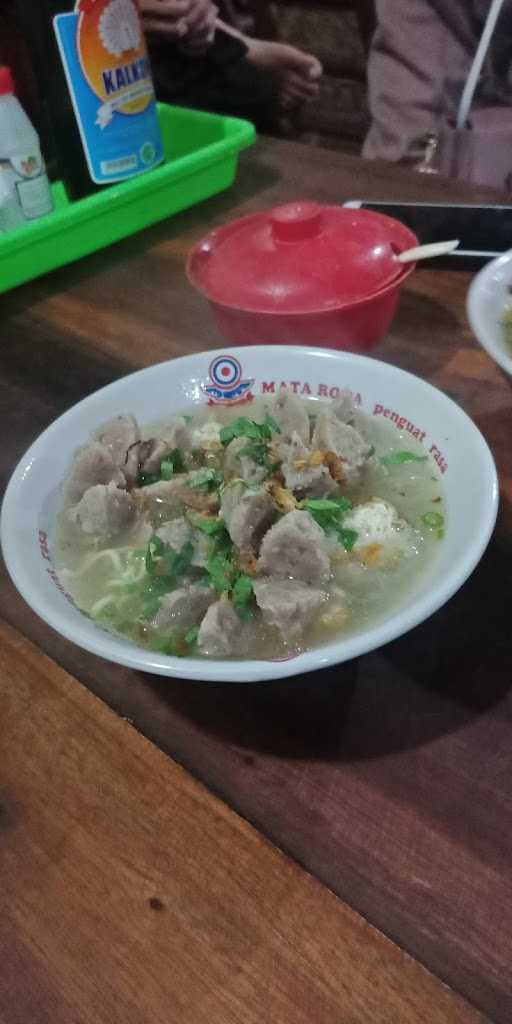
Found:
[467,248,512,377]
[1,346,498,682]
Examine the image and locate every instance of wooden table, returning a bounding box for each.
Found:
[1,137,511,1024]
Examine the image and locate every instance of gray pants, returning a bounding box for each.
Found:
[363,0,512,163]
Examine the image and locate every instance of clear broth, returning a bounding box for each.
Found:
[56,399,445,659]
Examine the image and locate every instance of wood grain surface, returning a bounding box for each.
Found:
[1,137,512,1022]
[0,620,490,1024]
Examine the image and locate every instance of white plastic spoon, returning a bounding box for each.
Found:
[397,239,460,263]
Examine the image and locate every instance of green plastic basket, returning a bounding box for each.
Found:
[0,103,256,295]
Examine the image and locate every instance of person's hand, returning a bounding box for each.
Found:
[179,0,218,54]
[139,0,191,42]
[139,0,217,51]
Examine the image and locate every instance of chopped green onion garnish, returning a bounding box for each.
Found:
[232,573,254,618]
[338,528,358,552]
[380,451,428,467]
[160,460,175,481]
[422,511,445,530]
[220,415,281,447]
[146,535,165,575]
[187,468,223,491]
[190,516,227,536]
[300,498,351,513]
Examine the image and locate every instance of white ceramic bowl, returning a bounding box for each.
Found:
[1,346,498,683]
[467,249,512,375]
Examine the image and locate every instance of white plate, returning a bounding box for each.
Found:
[467,249,512,376]
[0,346,498,682]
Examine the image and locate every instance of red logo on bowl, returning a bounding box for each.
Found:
[203,355,254,405]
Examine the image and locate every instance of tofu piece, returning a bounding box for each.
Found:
[344,498,411,566]
[257,509,330,585]
[253,578,327,641]
[153,584,215,631]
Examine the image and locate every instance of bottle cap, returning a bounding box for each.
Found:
[0,67,14,96]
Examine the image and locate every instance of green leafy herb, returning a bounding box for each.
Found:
[145,535,165,575]
[422,511,444,529]
[232,573,255,620]
[183,415,193,425]
[161,448,185,479]
[139,448,184,485]
[299,497,356,551]
[220,418,261,446]
[160,461,174,481]
[160,540,194,579]
[239,443,269,466]
[300,497,352,533]
[301,498,351,514]
[187,468,223,491]
[156,623,200,656]
[141,537,195,617]
[367,445,376,458]
[220,414,280,447]
[206,555,233,593]
[422,511,445,538]
[262,413,281,436]
[156,634,185,657]
[140,576,176,619]
[204,528,235,593]
[338,528,358,552]
[379,451,428,467]
[190,515,227,537]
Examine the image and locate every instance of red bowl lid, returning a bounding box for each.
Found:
[187,201,419,315]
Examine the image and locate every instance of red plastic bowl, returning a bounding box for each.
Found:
[187,202,418,352]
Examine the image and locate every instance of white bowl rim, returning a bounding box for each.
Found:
[467,248,512,376]
[1,345,499,683]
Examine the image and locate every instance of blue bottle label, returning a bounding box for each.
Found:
[53,0,163,185]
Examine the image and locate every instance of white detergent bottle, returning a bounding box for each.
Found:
[0,65,53,228]
[0,168,24,233]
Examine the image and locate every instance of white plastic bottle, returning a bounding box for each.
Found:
[0,65,53,230]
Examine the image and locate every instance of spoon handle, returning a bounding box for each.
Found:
[397,239,460,263]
